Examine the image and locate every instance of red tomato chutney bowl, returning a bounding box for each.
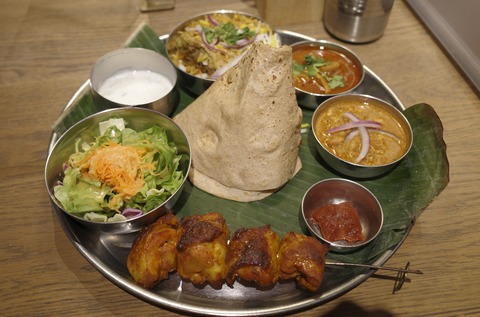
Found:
[301,178,383,252]
[291,40,364,110]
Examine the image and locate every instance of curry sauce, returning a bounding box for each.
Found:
[314,98,411,166]
[292,45,362,95]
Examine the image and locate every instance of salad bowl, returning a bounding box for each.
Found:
[45,107,191,234]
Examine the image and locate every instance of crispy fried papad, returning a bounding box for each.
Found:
[173,42,303,202]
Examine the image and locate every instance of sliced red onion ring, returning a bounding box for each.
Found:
[342,112,370,163]
[371,129,401,142]
[356,126,370,163]
[210,52,246,80]
[345,129,359,141]
[208,15,219,26]
[327,119,381,134]
[344,112,360,122]
[122,208,143,219]
[221,36,256,49]
[200,30,226,54]
[333,112,400,163]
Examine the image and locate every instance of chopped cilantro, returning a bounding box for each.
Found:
[293,53,345,90]
[203,23,256,46]
[304,54,329,76]
[327,75,345,89]
[293,61,304,76]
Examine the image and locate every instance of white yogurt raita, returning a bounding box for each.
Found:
[98,69,173,105]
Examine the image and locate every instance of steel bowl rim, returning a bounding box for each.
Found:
[311,93,413,169]
[301,177,384,250]
[165,9,278,83]
[89,47,178,106]
[44,107,191,229]
[291,39,365,98]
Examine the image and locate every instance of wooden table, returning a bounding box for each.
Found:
[1,0,479,316]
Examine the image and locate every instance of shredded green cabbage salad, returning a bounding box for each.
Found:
[54,118,185,222]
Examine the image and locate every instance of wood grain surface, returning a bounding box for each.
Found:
[1,0,479,316]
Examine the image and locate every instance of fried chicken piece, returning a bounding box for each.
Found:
[278,232,329,292]
[226,225,280,288]
[127,212,179,288]
[176,212,230,288]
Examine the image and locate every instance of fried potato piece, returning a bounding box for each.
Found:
[278,232,329,292]
[127,212,179,288]
[226,225,280,288]
[176,212,230,288]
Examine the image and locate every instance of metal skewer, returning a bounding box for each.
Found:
[326,261,422,293]
[325,261,423,275]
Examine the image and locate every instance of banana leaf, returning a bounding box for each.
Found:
[51,23,449,265]
[173,103,449,264]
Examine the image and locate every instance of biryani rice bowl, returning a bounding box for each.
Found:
[166,10,281,95]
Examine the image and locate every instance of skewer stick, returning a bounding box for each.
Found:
[326,261,423,274]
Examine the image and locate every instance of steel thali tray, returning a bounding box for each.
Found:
[48,29,417,316]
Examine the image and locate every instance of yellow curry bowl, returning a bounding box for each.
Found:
[311,94,413,179]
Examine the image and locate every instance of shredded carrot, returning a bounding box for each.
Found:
[73,140,157,203]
